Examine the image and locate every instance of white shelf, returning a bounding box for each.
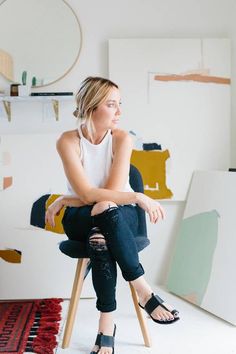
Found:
[0,95,74,121]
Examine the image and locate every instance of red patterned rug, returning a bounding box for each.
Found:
[0,298,63,354]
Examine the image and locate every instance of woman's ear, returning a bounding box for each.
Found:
[73,108,79,117]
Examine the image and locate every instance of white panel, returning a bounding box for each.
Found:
[109,39,231,200]
[0,134,95,299]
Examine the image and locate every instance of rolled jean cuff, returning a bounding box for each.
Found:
[96,300,117,313]
[122,263,145,282]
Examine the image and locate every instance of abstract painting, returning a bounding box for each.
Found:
[109,39,231,200]
[167,171,236,325]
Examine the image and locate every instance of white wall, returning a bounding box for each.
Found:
[1,0,235,288]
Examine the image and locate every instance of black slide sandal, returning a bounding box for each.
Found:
[139,293,180,324]
[91,325,116,354]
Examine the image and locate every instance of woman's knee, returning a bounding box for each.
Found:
[89,227,107,251]
[91,201,117,216]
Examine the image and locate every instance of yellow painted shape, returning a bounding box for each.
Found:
[131,149,173,199]
[45,194,65,234]
[0,249,22,263]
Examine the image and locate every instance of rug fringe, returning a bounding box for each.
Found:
[25,298,63,354]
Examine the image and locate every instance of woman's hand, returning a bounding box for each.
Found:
[45,196,65,228]
[136,193,165,224]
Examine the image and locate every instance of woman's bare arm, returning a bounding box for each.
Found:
[56,131,138,205]
[104,129,133,191]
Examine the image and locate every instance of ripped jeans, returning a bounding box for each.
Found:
[62,204,144,312]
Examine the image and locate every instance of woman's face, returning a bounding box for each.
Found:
[91,87,121,130]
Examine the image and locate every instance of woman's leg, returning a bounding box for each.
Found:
[87,227,117,354]
[91,202,144,281]
[87,226,117,313]
[62,206,117,354]
[63,206,118,314]
[91,201,178,323]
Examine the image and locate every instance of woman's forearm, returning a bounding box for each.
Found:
[84,187,138,205]
[59,189,139,209]
[61,195,87,207]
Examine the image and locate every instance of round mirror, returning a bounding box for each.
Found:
[0,0,82,87]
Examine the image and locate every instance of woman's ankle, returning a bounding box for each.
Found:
[130,276,153,302]
[98,312,115,334]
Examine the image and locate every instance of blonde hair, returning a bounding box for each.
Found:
[74,76,119,141]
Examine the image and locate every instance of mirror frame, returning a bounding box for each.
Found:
[0,0,83,87]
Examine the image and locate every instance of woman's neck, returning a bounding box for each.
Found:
[81,124,108,145]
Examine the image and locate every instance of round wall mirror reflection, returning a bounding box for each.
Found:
[0,0,82,87]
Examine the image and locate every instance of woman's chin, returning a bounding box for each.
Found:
[112,121,119,127]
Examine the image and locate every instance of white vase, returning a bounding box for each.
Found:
[18,84,30,96]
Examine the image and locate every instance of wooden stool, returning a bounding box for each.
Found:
[58,254,151,348]
[30,165,152,348]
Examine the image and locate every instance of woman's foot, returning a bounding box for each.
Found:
[139,293,178,322]
[131,276,179,322]
[91,312,115,354]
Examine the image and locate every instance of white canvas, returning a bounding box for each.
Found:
[0,134,95,299]
[167,170,236,325]
[109,39,231,200]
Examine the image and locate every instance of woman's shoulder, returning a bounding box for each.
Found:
[57,130,80,150]
[112,129,133,142]
[112,129,132,141]
[112,129,133,149]
[58,129,79,142]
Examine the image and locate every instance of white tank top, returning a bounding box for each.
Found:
[66,125,133,196]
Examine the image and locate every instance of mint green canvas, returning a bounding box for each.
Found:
[167,210,219,305]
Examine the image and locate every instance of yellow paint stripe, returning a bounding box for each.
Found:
[0,249,22,263]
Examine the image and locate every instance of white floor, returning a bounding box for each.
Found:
[56,283,236,354]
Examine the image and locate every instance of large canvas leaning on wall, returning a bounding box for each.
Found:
[167,171,236,325]
[109,39,231,200]
[0,133,94,299]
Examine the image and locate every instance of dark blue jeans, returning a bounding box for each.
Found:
[62,205,144,312]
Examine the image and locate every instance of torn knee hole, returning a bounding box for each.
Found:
[89,229,107,251]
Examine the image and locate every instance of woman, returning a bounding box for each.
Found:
[46,77,179,354]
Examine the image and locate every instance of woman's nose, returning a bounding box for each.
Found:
[116,105,121,115]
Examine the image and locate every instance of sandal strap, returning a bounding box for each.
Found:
[144,293,164,314]
[95,333,101,346]
[99,334,114,348]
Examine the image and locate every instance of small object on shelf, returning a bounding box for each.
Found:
[18,84,30,96]
[22,70,27,85]
[32,76,37,87]
[18,70,30,96]
[30,92,73,96]
[10,83,20,96]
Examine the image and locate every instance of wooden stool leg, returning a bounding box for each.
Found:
[129,282,152,347]
[62,258,89,348]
